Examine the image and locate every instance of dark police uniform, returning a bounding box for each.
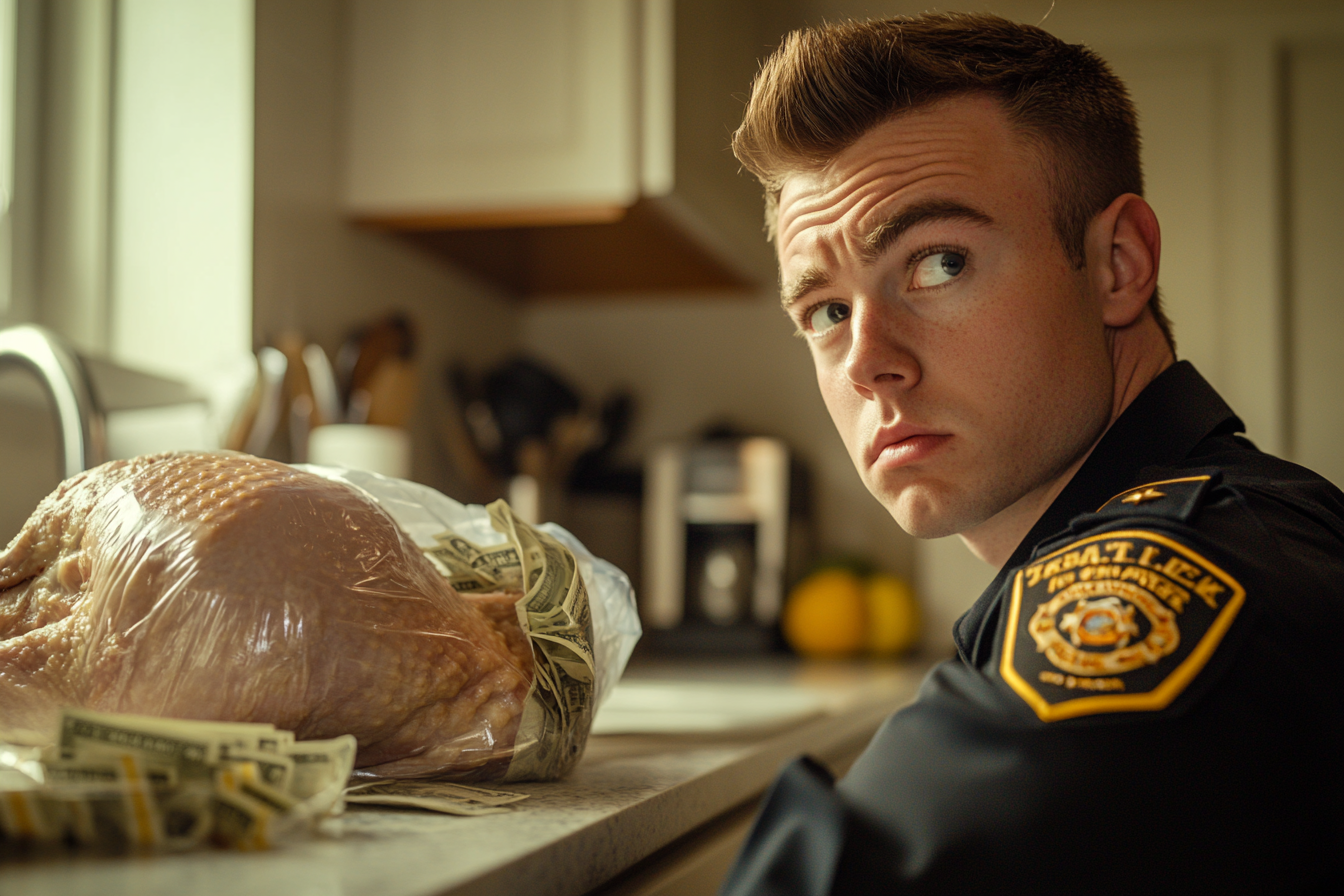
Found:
[721,361,1344,895]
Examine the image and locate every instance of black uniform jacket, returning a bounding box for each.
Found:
[720,362,1344,895]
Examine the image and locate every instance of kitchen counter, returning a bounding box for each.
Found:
[0,657,933,896]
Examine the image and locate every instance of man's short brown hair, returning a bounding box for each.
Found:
[733,12,1175,348]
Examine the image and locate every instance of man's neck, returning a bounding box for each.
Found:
[959,319,1175,568]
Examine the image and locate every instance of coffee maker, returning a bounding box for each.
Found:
[643,437,808,649]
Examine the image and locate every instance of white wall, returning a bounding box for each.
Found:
[518,293,916,578]
[110,0,254,383]
[253,0,521,496]
[1289,46,1344,487]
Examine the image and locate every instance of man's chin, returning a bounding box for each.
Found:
[891,513,965,540]
[877,484,983,540]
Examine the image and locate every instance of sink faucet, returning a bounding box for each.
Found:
[0,324,106,479]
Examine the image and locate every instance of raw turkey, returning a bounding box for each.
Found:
[0,452,534,778]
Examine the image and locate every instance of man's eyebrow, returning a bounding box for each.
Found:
[862,199,995,262]
[778,199,995,311]
[780,268,833,311]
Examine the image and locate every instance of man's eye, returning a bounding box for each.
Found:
[910,251,966,289]
[808,302,851,335]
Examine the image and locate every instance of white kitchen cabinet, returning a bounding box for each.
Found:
[342,0,774,295]
[346,0,647,221]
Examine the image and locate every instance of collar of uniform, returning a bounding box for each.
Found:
[953,361,1244,666]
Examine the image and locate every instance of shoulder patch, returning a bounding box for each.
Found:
[1000,529,1245,722]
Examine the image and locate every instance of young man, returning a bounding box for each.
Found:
[721,13,1343,895]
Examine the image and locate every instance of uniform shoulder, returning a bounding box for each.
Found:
[1184,433,1344,533]
[1085,433,1344,550]
[996,439,1344,725]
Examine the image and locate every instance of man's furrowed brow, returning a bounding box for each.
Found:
[781,268,833,310]
[862,200,996,262]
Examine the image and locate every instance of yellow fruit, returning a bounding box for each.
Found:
[782,568,867,658]
[865,573,921,656]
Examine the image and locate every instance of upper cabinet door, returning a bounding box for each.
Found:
[344,0,643,222]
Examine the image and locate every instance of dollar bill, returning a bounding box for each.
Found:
[3,715,356,851]
[49,744,180,790]
[422,501,597,780]
[59,709,221,783]
[344,779,528,816]
[211,788,276,850]
[282,734,357,804]
[225,750,294,791]
[216,761,298,814]
[0,789,63,843]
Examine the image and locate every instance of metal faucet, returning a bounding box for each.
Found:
[0,324,106,479]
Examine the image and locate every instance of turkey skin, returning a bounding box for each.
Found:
[0,452,533,778]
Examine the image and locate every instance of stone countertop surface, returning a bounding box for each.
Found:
[0,657,932,896]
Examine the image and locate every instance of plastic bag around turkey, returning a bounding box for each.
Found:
[297,464,643,780]
[0,451,639,783]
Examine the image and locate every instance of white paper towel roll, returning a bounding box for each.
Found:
[308,424,411,478]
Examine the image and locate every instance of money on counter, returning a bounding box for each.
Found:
[0,708,355,851]
[344,779,529,816]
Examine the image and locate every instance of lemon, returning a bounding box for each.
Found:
[782,568,867,658]
[865,573,921,656]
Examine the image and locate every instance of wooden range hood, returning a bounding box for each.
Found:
[354,198,754,297]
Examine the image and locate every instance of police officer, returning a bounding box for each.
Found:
[721,12,1344,895]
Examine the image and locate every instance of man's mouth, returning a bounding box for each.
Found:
[868,425,952,469]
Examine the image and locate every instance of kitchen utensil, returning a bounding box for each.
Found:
[244,347,288,457]
[303,344,342,426]
[482,357,580,473]
[223,358,263,452]
[290,393,314,463]
[347,389,372,425]
[437,368,499,497]
[338,314,415,413]
[365,358,418,428]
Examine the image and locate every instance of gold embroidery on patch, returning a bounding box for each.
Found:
[1000,529,1245,722]
[1038,671,1125,691]
[1028,581,1180,675]
[1098,476,1211,512]
[1121,487,1166,505]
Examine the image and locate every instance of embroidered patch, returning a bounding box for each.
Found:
[1000,529,1245,722]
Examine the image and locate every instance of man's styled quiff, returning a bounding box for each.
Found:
[733,12,1175,348]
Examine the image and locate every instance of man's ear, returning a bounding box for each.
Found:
[1086,193,1161,328]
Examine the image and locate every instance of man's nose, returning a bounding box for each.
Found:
[843,302,920,397]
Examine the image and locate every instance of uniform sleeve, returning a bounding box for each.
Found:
[718,757,846,896]
[722,485,1343,895]
[722,652,1336,895]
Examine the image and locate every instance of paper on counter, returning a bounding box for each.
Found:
[590,680,830,735]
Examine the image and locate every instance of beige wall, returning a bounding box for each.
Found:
[1289,46,1344,488]
[110,0,254,384]
[518,294,916,577]
[252,0,521,498]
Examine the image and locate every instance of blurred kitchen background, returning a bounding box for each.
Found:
[1,0,1341,655]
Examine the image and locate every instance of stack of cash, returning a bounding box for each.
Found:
[0,708,354,851]
[423,500,596,781]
